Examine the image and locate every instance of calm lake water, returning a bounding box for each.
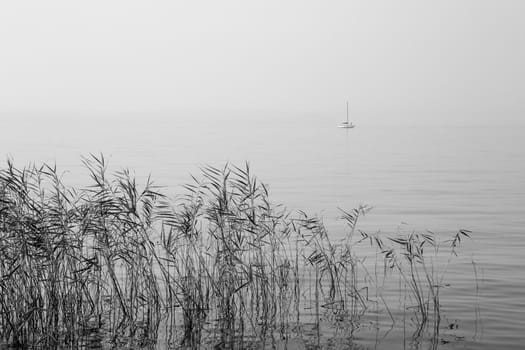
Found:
[2,115,524,349]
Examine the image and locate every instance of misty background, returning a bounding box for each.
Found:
[1,0,524,126]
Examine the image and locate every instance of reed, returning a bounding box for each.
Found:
[0,156,163,347]
[0,156,473,348]
[355,225,472,344]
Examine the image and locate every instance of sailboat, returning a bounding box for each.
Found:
[338,101,355,128]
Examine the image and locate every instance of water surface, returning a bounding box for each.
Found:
[2,115,524,349]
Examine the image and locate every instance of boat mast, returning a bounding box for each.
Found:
[346,101,349,123]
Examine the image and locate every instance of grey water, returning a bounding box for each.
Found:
[2,114,524,349]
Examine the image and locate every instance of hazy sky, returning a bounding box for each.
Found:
[1,0,524,125]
